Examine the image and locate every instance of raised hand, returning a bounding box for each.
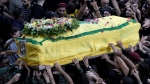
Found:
[131,4,138,12]
[7,73,21,84]
[43,71,50,83]
[116,49,123,57]
[142,19,150,28]
[128,45,134,52]
[109,43,117,53]
[73,58,80,68]
[91,0,99,11]
[83,56,89,68]
[54,62,64,73]
[101,54,109,61]
[35,71,42,79]
[131,69,139,78]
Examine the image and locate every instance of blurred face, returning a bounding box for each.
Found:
[12,31,20,38]
[103,11,111,17]
[22,0,30,8]
[57,7,66,16]
[126,7,133,17]
[101,0,109,7]
[84,7,89,15]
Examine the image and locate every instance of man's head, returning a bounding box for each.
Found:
[100,7,112,17]
[125,7,134,17]
[128,52,140,63]
[22,0,31,8]
[10,27,20,37]
[57,3,67,17]
[66,2,76,14]
[84,7,90,16]
[101,0,109,7]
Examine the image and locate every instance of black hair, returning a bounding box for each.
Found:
[138,62,149,77]
[10,27,19,35]
[45,11,58,18]
[122,77,134,84]
[118,1,126,9]
[100,7,114,17]
[66,2,76,14]
[12,8,22,19]
[107,70,121,84]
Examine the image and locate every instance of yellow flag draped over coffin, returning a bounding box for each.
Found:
[17,16,140,66]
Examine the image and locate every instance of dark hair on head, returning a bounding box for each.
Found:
[118,1,126,9]
[12,8,22,19]
[66,2,76,14]
[100,7,113,16]
[122,77,134,84]
[107,70,121,84]
[65,64,78,73]
[138,62,149,76]
[10,27,19,35]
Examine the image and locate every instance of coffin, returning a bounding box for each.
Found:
[16,16,140,66]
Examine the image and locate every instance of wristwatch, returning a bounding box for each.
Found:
[86,65,92,71]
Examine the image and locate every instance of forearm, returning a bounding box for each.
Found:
[61,71,74,84]
[136,9,141,21]
[88,68,100,78]
[139,48,147,54]
[95,11,102,18]
[133,15,138,22]
[116,56,129,76]
[6,80,13,84]
[48,70,55,84]
[3,12,14,19]
[111,0,121,16]
[107,60,120,69]
[121,55,136,70]
[76,3,86,20]
[4,38,14,49]
[136,76,143,84]
[142,45,150,53]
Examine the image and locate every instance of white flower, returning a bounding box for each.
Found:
[28,24,32,29]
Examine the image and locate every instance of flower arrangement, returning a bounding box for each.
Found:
[22,18,79,38]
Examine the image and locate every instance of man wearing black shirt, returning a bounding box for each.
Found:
[30,0,46,22]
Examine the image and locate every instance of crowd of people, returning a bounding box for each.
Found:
[0,0,150,84]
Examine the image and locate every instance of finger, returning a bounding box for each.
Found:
[72,58,75,62]
[16,76,20,81]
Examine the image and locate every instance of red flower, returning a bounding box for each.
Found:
[105,22,109,26]
[22,35,26,39]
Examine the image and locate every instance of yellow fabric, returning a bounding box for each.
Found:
[17,16,141,66]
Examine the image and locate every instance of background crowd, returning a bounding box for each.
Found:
[0,0,150,84]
